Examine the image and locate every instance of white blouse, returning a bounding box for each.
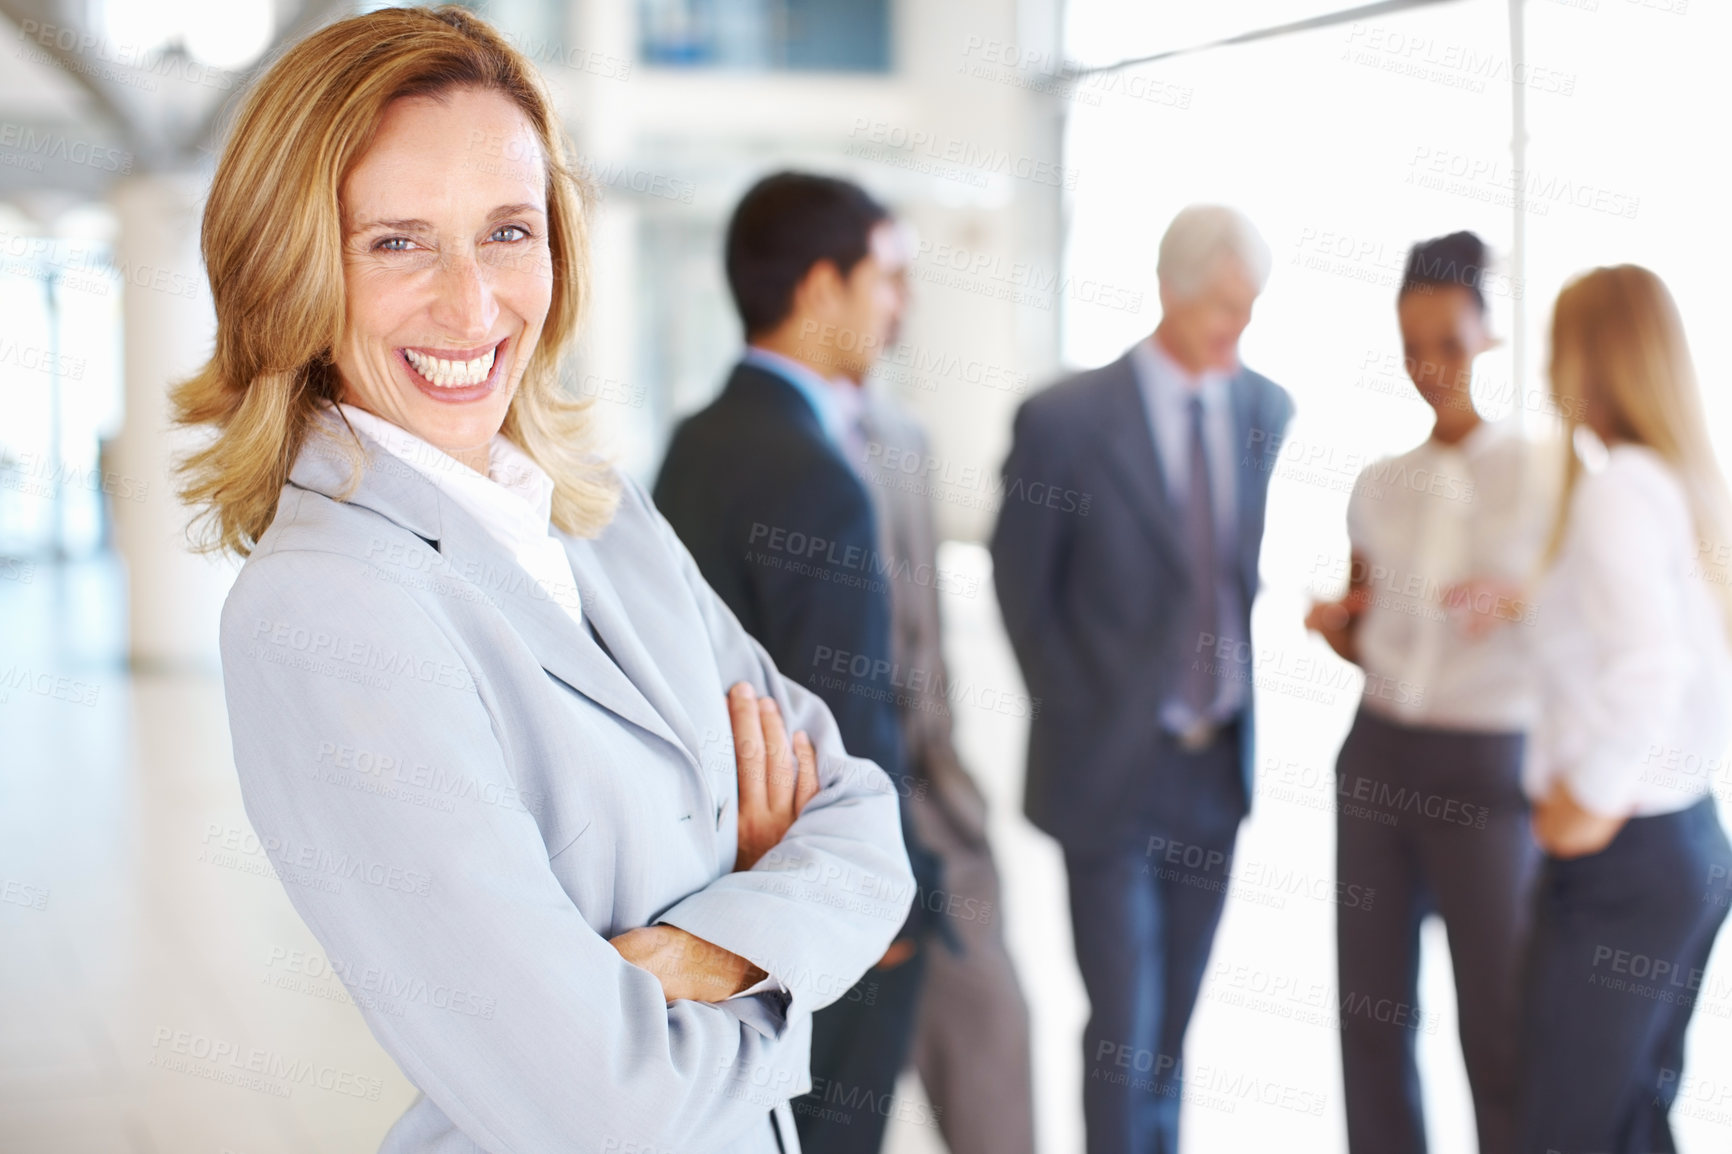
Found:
[1346,419,1558,731]
[333,402,583,625]
[1525,443,1732,817]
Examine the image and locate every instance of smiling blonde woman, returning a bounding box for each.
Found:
[172,8,912,1153]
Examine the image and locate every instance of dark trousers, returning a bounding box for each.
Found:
[1518,795,1732,1154]
[1335,707,1538,1154]
[793,946,926,1154]
[1065,721,1246,1154]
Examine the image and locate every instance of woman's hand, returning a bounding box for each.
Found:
[609,925,767,1003]
[603,684,823,1004]
[1532,781,1626,859]
[729,681,820,872]
[1305,587,1367,664]
[1442,576,1530,639]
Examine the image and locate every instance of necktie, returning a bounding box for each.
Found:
[1177,394,1220,720]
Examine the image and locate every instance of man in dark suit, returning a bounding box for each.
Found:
[654,171,938,1154]
[991,205,1295,1154]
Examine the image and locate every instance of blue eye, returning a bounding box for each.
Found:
[490,224,531,243]
[374,236,415,252]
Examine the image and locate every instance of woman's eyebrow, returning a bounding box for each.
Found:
[348,205,546,233]
[350,216,435,234]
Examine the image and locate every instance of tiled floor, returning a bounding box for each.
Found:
[4,548,1730,1153]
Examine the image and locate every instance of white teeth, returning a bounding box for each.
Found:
[404,346,497,387]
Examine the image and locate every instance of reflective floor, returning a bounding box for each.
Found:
[3,548,1728,1153]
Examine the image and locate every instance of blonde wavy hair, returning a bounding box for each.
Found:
[173,4,618,557]
[1546,264,1732,638]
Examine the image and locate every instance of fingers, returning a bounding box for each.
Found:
[758,695,795,817]
[728,682,766,816]
[792,730,819,815]
[1304,601,1347,634]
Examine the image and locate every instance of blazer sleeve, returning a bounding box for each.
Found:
[221,547,813,1154]
[625,474,917,1017]
[990,397,1084,701]
[892,419,991,847]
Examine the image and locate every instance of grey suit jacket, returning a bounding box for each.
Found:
[219,407,914,1154]
[856,392,991,850]
[990,350,1295,849]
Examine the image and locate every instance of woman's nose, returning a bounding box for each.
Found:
[428,252,498,338]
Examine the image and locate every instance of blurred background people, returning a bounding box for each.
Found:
[852,333,1039,1154]
[653,171,940,1154]
[1305,231,1554,1154]
[1518,265,1732,1154]
[991,204,1293,1154]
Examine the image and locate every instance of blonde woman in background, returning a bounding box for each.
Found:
[1519,265,1732,1153]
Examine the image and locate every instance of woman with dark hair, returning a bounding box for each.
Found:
[1307,231,1556,1154]
[1519,265,1732,1153]
[174,7,912,1152]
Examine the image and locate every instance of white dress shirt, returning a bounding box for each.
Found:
[1525,443,1732,817]
[1128,335,1246,729]
[334,402,583,622]
[1346,418,1557,730]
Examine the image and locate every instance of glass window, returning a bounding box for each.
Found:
[639,0,891,72]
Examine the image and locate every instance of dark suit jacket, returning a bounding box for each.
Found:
[990,349,1295,850]
[655,359,938,936]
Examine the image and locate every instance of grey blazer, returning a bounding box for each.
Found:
[219,407,914,1154]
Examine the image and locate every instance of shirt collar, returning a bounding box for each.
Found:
[742,345,860,445]
[1131,333,1232,411]
[333,401,555,551]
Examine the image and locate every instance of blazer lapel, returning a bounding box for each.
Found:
[439,504,696,764]
[562,531,706,772]
[289,409,693,765]
[1099,355,1187,580]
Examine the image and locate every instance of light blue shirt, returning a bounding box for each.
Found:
[1128,335,1247,727]
[743,346,849,447]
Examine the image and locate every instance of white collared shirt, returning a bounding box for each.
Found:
[1525,443,1732,817]
[333,402,583,624]
[1346,419,1557,730]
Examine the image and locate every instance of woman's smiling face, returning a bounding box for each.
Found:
[334,86,552,471]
